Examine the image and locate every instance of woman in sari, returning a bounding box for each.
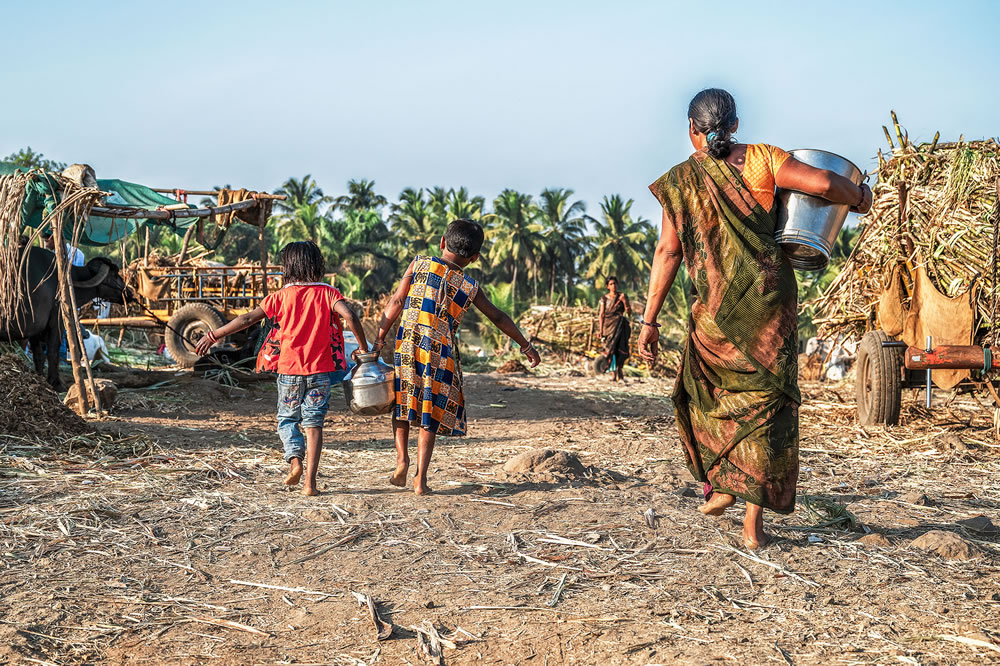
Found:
[597,277,632,382]
[639,89,872,549]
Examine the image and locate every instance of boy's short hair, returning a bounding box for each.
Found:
[443,219,484,258]
[280,241,326,284]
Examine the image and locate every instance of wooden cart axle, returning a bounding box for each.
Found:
[903,345,998,371]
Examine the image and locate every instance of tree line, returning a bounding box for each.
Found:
[209,176,658,310]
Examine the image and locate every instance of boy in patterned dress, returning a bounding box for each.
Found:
[373,219,540,495]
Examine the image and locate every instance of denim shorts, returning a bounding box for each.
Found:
[277,373,332,428]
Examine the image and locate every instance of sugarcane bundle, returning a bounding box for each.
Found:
[519,305,602,353]
[518,304,681,375]
[812,113,1000,341]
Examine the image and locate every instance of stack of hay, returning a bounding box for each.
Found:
[813,114,1000,341]
[0,352,92,438]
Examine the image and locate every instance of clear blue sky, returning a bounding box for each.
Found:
[4,0,998,227]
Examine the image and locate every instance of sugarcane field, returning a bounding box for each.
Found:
[2,4,1000,665]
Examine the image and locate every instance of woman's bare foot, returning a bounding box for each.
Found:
[284,458,302,486]
[413,479,432,496]
[698,492,736,516]
[302,485,319,497]
[389,463,409,487]
[743,502,770,550]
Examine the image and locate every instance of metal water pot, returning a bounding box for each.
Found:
[343,352,395,416]
[775,149,863,271]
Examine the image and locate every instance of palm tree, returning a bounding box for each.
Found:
[446,187,485,221]
[273,202,328,249]
[274,175,326,215]
[332,179,388,213]
[489,189,541,310]
[536,188,588,303]
[389,188,443,258]
[585,194,653,292]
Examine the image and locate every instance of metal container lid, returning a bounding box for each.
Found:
[347,352,393,388]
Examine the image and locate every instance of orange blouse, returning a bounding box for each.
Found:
[740,143,791,211]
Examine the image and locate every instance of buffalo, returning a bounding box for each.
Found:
[1,245,129,389]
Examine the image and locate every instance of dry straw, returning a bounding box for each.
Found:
[813,113,1000,341]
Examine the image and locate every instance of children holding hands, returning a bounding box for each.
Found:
[195,221,539,497]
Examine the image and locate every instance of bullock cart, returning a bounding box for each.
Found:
[79,188,285,367]
[812,115,1000,425]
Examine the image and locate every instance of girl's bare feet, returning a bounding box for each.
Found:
[698,492,736,516]
[285,458,303,486]
[413,478,432,496]
[389,462,409,487]
[302,485,319,497]
[743,502,770,550]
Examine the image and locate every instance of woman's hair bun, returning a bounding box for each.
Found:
[688,88,738,159]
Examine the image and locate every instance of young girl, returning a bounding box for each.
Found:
[373,218,540,495]
[194,241,369,496]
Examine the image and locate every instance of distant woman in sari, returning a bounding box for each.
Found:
[597,276,631,382]
[639,89,872,549]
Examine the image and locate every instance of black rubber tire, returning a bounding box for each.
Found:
[165,303,225,368]
[856,330,903,425]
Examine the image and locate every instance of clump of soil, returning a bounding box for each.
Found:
[497,359,528,374]
[0,353,92,437]
[502,448,587,477]
[910,530,978,560]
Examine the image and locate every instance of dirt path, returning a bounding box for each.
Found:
[2,371,1000,664]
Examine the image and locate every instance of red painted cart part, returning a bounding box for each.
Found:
[904,345,999,371]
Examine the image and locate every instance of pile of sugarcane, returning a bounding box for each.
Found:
[518,304,681,374]
[519,305,603,354]
[813,113,1000,341]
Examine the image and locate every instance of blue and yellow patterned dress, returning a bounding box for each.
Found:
[394,255,480,435]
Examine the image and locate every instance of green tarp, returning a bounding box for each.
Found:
[1,163,196,246]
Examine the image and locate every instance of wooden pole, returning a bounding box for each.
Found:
[258,203,269,297]
[91,198,263,220]
[150,188,286,200]
[50,219,89,413]
[177,224,196,265]
[66,274,104,416]
[143,226,150,260]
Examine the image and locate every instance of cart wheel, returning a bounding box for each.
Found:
[856,330,903,425]
[165,304,225,368]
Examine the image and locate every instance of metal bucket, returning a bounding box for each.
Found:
[343,352,395,416]
[775,149,863,271]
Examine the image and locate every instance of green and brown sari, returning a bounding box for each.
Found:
[649,150,800,513]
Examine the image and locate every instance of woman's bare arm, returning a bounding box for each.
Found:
[639,210,684,362]
[775,158,872,213]
[597,296,606,330]
[373,260,416,351]
[622,293,632,315]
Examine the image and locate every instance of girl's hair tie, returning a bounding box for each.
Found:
[706,131,719,143]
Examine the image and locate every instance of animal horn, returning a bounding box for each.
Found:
[72,263,110,288]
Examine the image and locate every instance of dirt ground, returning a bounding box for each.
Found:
[2,368,1000,665]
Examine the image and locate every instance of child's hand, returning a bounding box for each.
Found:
[193,334,216,356]
[351,347,364,363]
[521,344,541,368]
